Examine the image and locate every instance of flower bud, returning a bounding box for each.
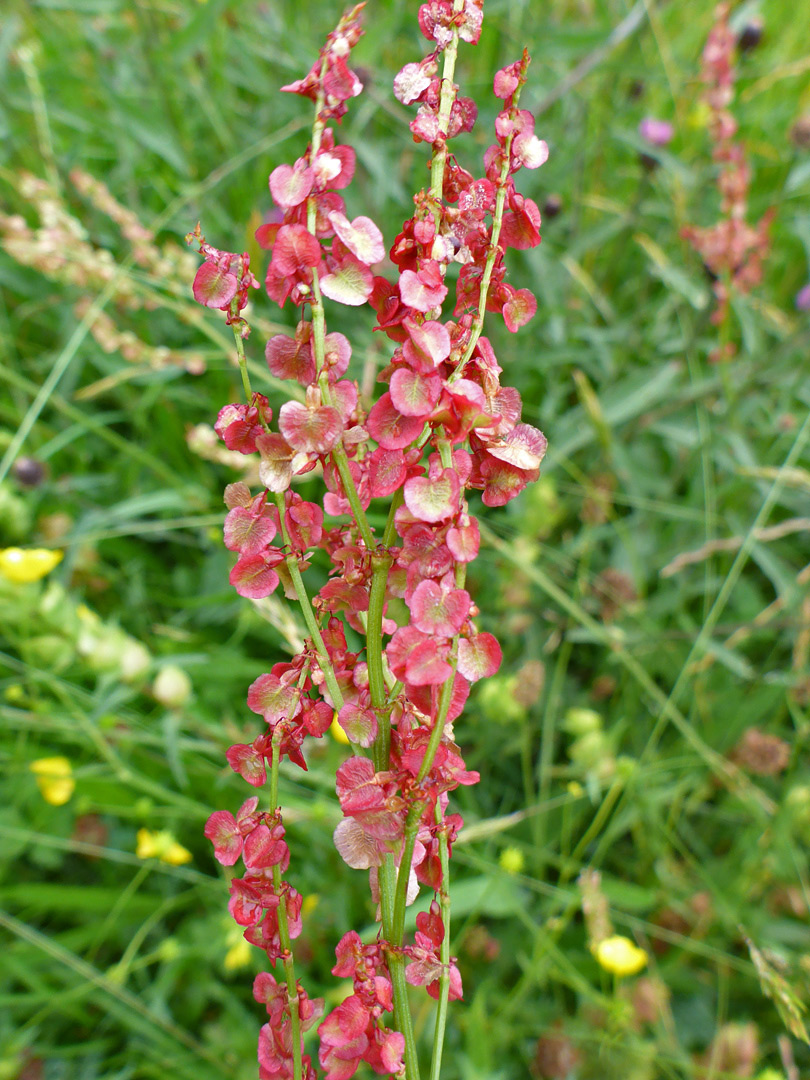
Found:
[563,707,602,736]
[120,640,151,682]
[0,485,32,541]
[153,664,192,708]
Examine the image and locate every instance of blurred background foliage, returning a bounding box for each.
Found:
[1,0,810,1077]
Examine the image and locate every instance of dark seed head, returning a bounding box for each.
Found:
[790,114,810,150]
[12,457,46,488]
[542,193,563,219]
[627,79,644,100]
[737,18,763,52]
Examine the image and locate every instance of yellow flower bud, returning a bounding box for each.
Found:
[594,935,648,977]
[30,756,75,806]
[329,712,350,745]
[0,547,63,584]
[499,846,525,875]
[302,894,320,917]
[224,937,252,971]
[136,828,192,865]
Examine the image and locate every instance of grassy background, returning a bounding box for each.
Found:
[1,0,810,1077]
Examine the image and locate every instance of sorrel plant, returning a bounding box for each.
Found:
[189,4,548,1077]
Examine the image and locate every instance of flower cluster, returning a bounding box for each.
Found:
[682,2,774,348]
[193,4,548,1077]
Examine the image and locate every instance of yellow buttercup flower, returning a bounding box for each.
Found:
[302,894,320,917]
[0,547,63,584]
[594,935,648,977]
[224,924,252,971]
[329,712,350,745]
[136,828,192,866]
[30,756,75,805]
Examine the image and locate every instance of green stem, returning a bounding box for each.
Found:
[429,816,452,1080]
[230,311,254,402]
[391,635,460,946]
[269,732,302,1080]
[367,491,404,770]
[273,493,344,711]
[428,0,465,203]
[450,58,530,382]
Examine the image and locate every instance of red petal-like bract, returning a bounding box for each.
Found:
[247,673,299,723]
[399,263,448,312]
[320,254,374,305]
[502,288,538,332]
[457,632,503,682]
[265,334,316,385]
[204,810,242,865]
[269,161,314,208]
[193,261,237,308]
[272,224,322,274]
[390,368,442,418]
[337,701,378,747]
[486,423,548,470]
[278,401,344,454]
[409,579,471,637]
[229,554,281,599]
[367,392,426,450]
[226,743,268,787]
[404,469,460,523]
[328,211,385,266]
[224,505,278,555]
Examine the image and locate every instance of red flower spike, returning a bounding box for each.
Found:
[196,12,551,1076]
